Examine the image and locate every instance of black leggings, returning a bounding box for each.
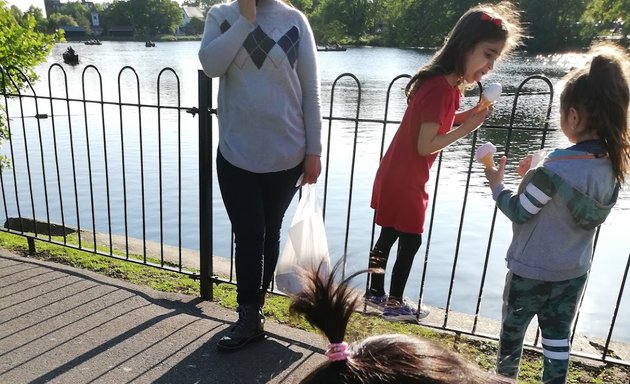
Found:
[368,226,422,301]
[216,150,302,306]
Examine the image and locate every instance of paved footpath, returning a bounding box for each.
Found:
[0,249,327,384]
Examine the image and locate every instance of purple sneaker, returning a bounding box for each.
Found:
[364,292,388,309]
[382,299,430,322]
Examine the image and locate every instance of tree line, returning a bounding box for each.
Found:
[5,0,630,51]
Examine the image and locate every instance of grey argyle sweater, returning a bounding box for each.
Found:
[198,0,322,173]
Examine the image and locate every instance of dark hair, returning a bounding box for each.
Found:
[560,42,630,185]
[405,1,523,100]
[289,263,515,384]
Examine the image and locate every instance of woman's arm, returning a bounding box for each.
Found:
[198,2,254,77]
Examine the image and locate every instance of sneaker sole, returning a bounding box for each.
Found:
[364,300,386,310]
[216,331,266,352]
[417,309,430,320]
[382,313,420,323]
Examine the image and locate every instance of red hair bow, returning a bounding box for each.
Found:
[481,12,502,27]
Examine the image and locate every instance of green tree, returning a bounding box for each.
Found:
[22,5,48,32]
[100,0,133,32]
[581,0,629,44]
[517,0,587,52]
[183,16,204,35]
[128,0,183,37]
[58,1,92,33]
[0,0,61,169]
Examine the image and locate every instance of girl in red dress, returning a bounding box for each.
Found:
[366,1,524,322]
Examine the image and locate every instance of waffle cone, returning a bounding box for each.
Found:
[479,96,493,109]
[479,153,495,168]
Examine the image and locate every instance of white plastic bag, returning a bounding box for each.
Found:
[275,183,330,295]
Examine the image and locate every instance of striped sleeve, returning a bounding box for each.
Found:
[494,169,557,223]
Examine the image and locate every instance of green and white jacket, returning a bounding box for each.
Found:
[492,141,620,281]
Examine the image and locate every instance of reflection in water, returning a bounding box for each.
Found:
[2,42,627,342]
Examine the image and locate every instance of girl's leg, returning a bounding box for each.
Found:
[388,231,421,301]
[538,274,587,384]
[216,151,266,306]
[496,273,542,378]
[368,226,399,295]
[258,163,302,295]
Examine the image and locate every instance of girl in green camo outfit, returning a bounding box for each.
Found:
[484,42,630,383]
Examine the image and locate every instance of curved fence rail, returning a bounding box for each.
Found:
[1,64,628,368]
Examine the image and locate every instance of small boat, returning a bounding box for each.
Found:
[62,47,79,65]
[84,39,102,45]
[317,44,346,52]
[145,41,156,47]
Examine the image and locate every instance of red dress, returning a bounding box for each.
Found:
[371,75,460,234]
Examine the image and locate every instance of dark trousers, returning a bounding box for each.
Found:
[368,226,422,301]
[216,150,302,306]
[497,272,587,384]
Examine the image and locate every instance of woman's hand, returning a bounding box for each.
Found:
[238,0,256,23]
[484,155,507,191]
[301,154,321,185]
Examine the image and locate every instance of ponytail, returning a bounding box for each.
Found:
[561,42,630,185]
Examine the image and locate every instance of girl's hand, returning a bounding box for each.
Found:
[301,154,321,185]
[463,104,492,134]
[238,0,256,23]
[516,155,533,177]
[484,155,507,190]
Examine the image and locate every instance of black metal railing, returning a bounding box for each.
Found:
[1,64,628,367]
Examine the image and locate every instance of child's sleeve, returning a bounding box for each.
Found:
[493,168,558,223]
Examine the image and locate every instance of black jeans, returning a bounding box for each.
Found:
[216,150,302,306]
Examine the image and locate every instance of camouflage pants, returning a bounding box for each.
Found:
[496,272,587,384]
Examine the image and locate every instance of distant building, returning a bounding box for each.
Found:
[60,25,86,39]
[177,5,204,35]
[108,26,134,37]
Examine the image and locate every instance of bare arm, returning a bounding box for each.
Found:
[416,105,489,156]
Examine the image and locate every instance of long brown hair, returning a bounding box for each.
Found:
[405,1,523,100]
[289,262,515,384]
[560,42,630,185]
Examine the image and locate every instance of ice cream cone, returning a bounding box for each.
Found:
[475,142,497,168]
[479,153,495,168]
[479,95,494,109]
[479,82,502,110]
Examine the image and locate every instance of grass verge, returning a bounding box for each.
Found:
[1,231,627,383]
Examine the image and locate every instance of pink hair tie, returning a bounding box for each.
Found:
[326,342,350,362]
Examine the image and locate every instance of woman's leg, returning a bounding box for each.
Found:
[216,151,266,307]
[538,274,587,384]
[368,226,399,295]
[258,163,302,294]
[216,151,268,351]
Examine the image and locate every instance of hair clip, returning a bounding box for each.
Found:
[326,342,350,362]
[480,12,502,27]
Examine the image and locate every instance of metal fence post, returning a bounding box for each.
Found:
[198,70,213,300]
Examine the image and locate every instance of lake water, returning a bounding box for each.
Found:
[2,41,628,342]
